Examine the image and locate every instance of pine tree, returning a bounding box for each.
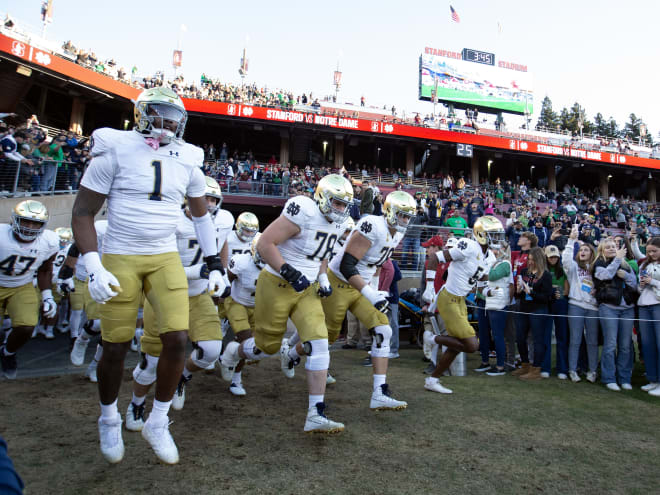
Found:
[593,113,609,137]
[536,96,559,130]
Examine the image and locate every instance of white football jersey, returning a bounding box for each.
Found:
[214,209,234,255]
[228,253,261,307]
[329,215,403,284]
[75,219,108,282]
[176,212,231,296]
[265,196,347,282]
[51,244,70,283]
[0,225,59,288]
[443,237,491,297]
[226,231,251,257]
[80,128,206,255]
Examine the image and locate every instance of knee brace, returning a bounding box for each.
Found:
[304,339,330,371]
[242,337,270,361]
[370,325,392,358]
[191,340,222,369]
[132,353,159,386]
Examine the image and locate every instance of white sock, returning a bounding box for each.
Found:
[149,399,171,423]
[426,376,439,384]
[373,374,386,392]
[132,393,145,406]
[94,344,103,362]
[308,394,324,410]
[100,399,118,421]
[2,318,12,331]
[46,325,54,333]
[288,331,300,347]
[90,320,101,332]
[287,344,302,362]
[69,310,83,338]
[232,371,242,384]
[182,366,193,379]
[431,343,439,366]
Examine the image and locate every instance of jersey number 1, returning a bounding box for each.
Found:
[149,160,162,201]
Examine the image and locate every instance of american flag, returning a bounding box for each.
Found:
[450,5,460,23]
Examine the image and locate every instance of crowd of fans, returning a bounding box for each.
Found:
[0,115,88,194]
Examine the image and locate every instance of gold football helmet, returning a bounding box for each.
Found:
[134,86,187,143]
[383,191,416,233]
[250,233,264,268]
[54,227,73,247]
[204,176,223,214]
[473,215,505,248]
[314,174,354,223]
[12,200,49,241]
[236,212,259,242]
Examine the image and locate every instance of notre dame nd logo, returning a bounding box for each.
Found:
[286,202,301,216]
[360,221,372,234]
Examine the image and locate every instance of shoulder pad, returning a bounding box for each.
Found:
[356,215,380,244]
[89,128,127,157]
[282,196,315,226]
[215,209,235,229]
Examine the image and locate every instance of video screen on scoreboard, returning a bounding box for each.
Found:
[419,50,533,115]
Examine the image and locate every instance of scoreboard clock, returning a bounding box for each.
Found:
[461,48,495,66]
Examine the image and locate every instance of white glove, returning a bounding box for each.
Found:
[317,272,333,297]
[361,284,390,313]
[41,289,57,318]
[184,263,207,281]
[57,277,75,295]
[208,269,227,296]
[83,251,121,303]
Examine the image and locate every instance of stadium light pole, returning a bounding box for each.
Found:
[174,24,187,78]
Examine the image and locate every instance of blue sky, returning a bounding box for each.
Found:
[3,0,660,138]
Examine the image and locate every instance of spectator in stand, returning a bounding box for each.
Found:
[44,134,65,191]
[219,143,228,161]
[545,245,569,379]
[1,129,34,192]
[466,201,484,228]
[281,166,290,197]
[360,183,374,217]
[594,238,638,391]
[427,191,442,226]
[529,216,550,247]
[444,208,468,236]
[250,164,263,194]
[401,206,428,270]
[513,247,553,381]
[507,219,525,248]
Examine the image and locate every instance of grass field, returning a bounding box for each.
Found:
[2,347,659,494]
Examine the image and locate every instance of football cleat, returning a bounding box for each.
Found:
[326,373,337,385]
[424,376,453,394]
[370,384,408,411]
[86,359,98,383]
[44,327,55,340]
[172,375,191,411]
[142,417,179,464]
[204,360,217,373]
[98,414,124,464]
[304,402,344,434]
[56,323,69,334]
[0,345,17,380]
[229,382,246,396]
[32,325,46,339]
[280,342,299,379]
[126,402,146,432]
[219,341,240,382]
[70,336,89,366]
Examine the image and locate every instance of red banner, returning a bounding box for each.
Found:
[1,32,658,171]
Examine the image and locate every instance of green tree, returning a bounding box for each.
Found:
[607,117,619,139]
[623,113,643,140]
[593,113,609,137]
[559,107,571,133]
[536,96,559,130]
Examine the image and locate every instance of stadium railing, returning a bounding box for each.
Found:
[0,159,81,197]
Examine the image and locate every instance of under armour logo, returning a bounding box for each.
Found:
[286,202,301,216]
[360,222,372,234]
[169,150,179,157]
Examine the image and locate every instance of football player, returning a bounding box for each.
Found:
[318,191,415,410]
[226,212,259,257]
[220,174,352,433]
[126,180,226,428]
[71,87,226,465]
[0,201,59,379]
[33,227,73,339]
[423,216,504,394]
[219,233,264,395]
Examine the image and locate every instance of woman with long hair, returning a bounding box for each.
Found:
[562,227,599,383]
[483,242,513,376]
[545,245,570,379]
[637,236,660,395]
[593,238,638,391]
[513,246,553,381]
